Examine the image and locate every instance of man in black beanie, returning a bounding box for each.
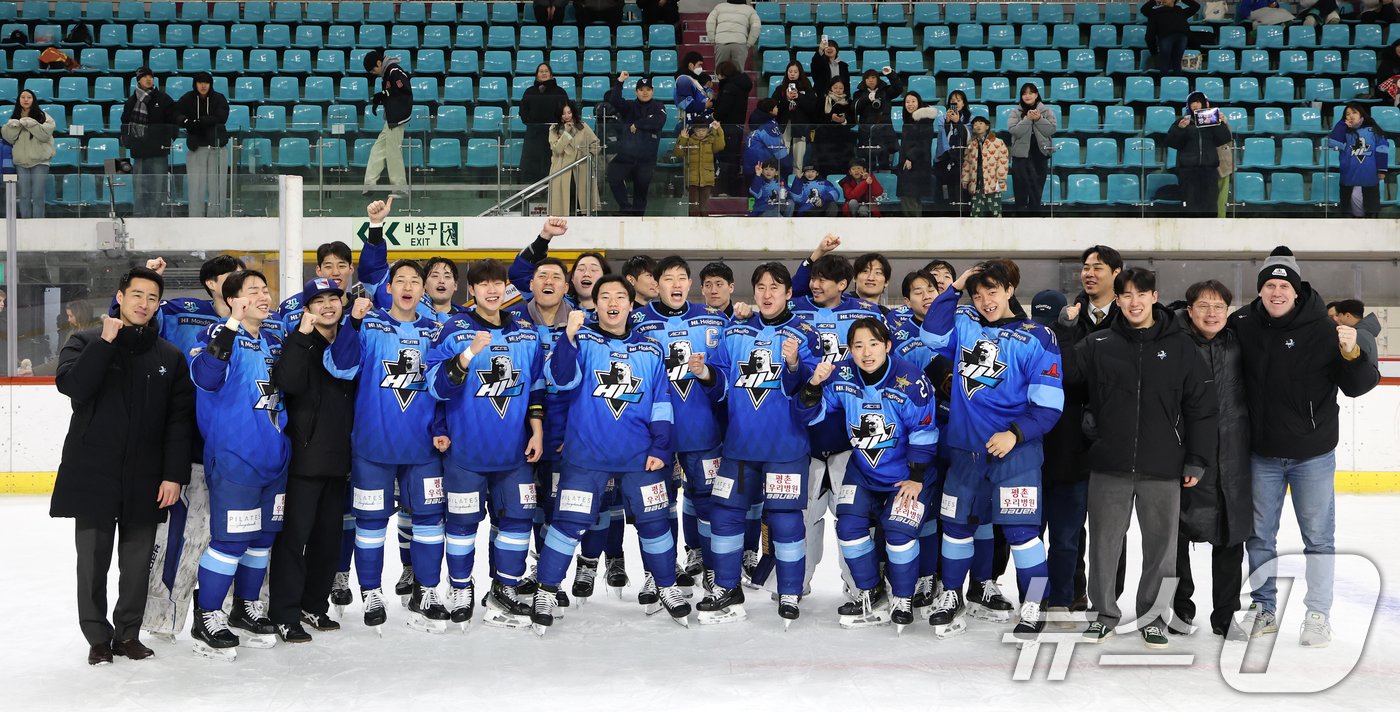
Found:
[1228,246,1379,647]
[175,71,230,217]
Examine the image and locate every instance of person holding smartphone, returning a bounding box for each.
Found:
[1165,91,1231,217]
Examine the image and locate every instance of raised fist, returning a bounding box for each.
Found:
[809,361,834,385]
[1062,303,1082,323]
[351,297,374,320]
[618,71,630,83]
[366,196,394,222]
[687,352,706,378]
[144,256,167,275]
[298,310,319,333]
[470,330,493,356]
[732,302,754,320]
[781,336,800,367]
[227,297,250,321]
[565,309,586,341]
[540,216,568,238]
[100,314,123,343]
[813,233,841,259]
[1337,324,1358,354]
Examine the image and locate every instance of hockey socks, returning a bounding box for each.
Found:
[578,509,611,559]
[708,505,747,590]
[196,540,246,611]
[767,510,806,596]
[837,517,880,591]
[940,520,977,592]
[396,513,413,567]
[410,516,445,587]
[918,519,940,579]
[972,523,995,582]
[491,519,533,585]
[1005,526,1050,603]
[537,524,583,589]
[605,506,625,558]
[232,535,273,600]
[444,522,478,588]
[636,519,679,588]
[684,493,715,569]
[353,518,390,589]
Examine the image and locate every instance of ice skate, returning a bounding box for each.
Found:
[531,586,559,637]
[638,571,662,615]
[330,571,352,617]
[891,596,914,635]
[300,610,340,632]
[778,594,800,630]
[228,598,278,649]
[912,575,936,621]
[481,581,533,630]
[696,585,747,625]
[659,585,692,627]
[515,559,539,596]
[190,604,239,661]
[683,547,704,578]
[446,579,475,631]
[967,579,1013,623]
[361,587,387,635]
[406,583,450,634]
[740,550,760,589]
[571,556,599,604]
[675,565,695,598]
[838,587,891,629]
[928,588,967,639]
[395,566,415,607]
[605,554,628,598]
[1014,600,1045,642]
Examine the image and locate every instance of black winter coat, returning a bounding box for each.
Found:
[1044,293,1118,483]
[1177,313,1252,546]
[1228,284,1380,460]
[897,107,937,199]
[375,59,414,127]
[120,87,177,158]
[1069,305,1219,481]
[50,326,194,525]
[605,81,667,163]
[272,328,355,479]
[518,79,570,181]
[810,55,851,96]
[175,89,230,150]
[1165,115,1231,168]
[714,72,754,127]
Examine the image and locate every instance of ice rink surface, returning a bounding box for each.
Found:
[5,493,1397,712]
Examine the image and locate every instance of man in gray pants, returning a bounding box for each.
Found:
[1065,267,1218,650]
[175,72,229,217]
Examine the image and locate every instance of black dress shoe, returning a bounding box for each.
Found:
[88,641,113,666]
[112,638,155,660]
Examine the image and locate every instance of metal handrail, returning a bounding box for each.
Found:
[478,150,597,217]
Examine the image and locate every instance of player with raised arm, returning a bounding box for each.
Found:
[531,276,690,634]
[323,260,446,634]
[629,256,729,599]
[426,259,547,630]
[918,260,1064,641]
[187,270,289,660]
[692,263,823,627]
[802,317,939,634]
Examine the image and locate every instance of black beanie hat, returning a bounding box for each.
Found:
[1257,245,1303,293]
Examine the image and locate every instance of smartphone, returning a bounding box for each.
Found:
[821,33,829,45]
[1193,108,1222,127]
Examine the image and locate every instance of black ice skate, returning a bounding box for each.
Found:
[395,565,415,607]
[361,587,388,635]
[228,598,278,649]
[929,588,968,639]
[482,580,533,630]
[605,554,628,597]
[967,579,1014,623]
[572,556,599,603]
[407,583,450,634]
[891,596,914,635]
[1014,600,1045,642]
[638,571,660,614]
[740,550,760,589]
[696,585,747,625]
[682,547,704,578]
[447,578,475,631]
[190,602,239,661]
[659,585,692,627]
[778,594,801,630]
[330,571,352,616]
[838,587,890,629]
[531,586,559,637]
[912,575,936,620]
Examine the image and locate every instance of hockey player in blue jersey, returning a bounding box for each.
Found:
[918,259,1065,640]
[531,275,691,633]
[691,262,823,626]
[507,217,610,313]
[802,318,939,634]
[629,256,729,595]
[188,270,289,660]
[280,199,392,334]
[426,258,546,630]
[324,260,447,634]
[419,257,470,323]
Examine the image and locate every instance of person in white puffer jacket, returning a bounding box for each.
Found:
[706,0,760,72]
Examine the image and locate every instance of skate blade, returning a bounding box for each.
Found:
[783,618,794,631]
[679,585,694,599]
[399,594,412,608]
[671,614,691,628]
[334,605,346,619]
[933,619,969,639]
[896,623,907,637]
[236,633,277,649]
[532,623,550,638]
[969,604,1011,623]
[839,614,891,629]
[914,606,933,622]
[369,623,385,638]
[643,602,664,616]
[481,612,532,630]
[697,604,747,625]
[192,641,237,661]
[609,586,625,599]
[406,614,449,635]
[148,632,177,645]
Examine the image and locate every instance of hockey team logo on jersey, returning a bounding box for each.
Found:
[664,339,697,399]
[734,348,783,408]
[817,332,845,363]
[475,354,523,418]
[592,360,644,419]
[381,347,427,411]
[849,412,898,467]
[254,356,284,429]
[958,339,1008,397]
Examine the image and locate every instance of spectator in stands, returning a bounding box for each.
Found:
[897,92,938,216]
[675,119,726,217]
[361,50,413,199]
[1327,299,1383,365]
[120,67,176,217]
[1237,0,1295,24]
[1140,0,1201,74]
[1007,83,1057,216]
[700,262,736,317]
[811,38,852,96]
[534,0,570,30]
[1165,92,1231,217]
[853,68,903,170]
[638,0,681,31]
[175,72,229,218]
[812,79,855,176]
[575,0,624,29]
[934,90,971,208]
[2,89,55,219]
[962,116,1008,217]
[605,72,667,216]
[1299,0,1343,24]
[707,0,761,72]
[713,61,753,196]
[743,98,792,177]
[790,164,842,217]
[1359,0,1400,23]
[747,158,792,217]
[839,160,885,217]
[520,63,571,185]
[1379,40,1400,106]
[677,53,716,127]
[547,101,602,216]
[772,62,817,170]
[1328,103,1389,218]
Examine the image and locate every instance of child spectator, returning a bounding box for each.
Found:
[840,160,885,216]
[791,165,842,217]
[961,116,1009,217]
[1328,103,1389,218]
[675,120,727,217]
[748,158,793,217]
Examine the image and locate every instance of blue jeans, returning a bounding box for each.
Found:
[1042,479,1088,607]
[1246,451,1336,615]
[1156,33,1188,73]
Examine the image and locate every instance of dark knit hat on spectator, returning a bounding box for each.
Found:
[1031,290,1068,326]
[302,277,344,306]
[193,71,213,85]
[136,66,154,79]
[1186,90,1210,109]
[1257,246,1303,293]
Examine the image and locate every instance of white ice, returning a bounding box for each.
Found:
[5,494,1398,712]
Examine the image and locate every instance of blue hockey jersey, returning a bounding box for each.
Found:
[629,302,729,453]
[547,325,675,472]
[815,356,939,489]
[426,309,546,472]
[918,287,1064,453]
[886,308,936,370]
[791,292,884,455]
[706,312,823,463]
[790,177,843,216]
[191,323,289,484]
[324,308,441,465]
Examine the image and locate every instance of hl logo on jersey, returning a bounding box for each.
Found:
[958,339,1008,397]
[664,340,697,399]
[475,355,523,418]
[817,332,846,363]
[850,412,898,467]
[735,348,783,408]
[592,361,644,419]
[254,357,284,428]
[381,348,427,411]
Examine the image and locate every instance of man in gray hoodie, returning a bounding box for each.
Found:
[1327,299,1383,365]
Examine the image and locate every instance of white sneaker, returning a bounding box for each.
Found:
[1047,605,1076,630]
[1299,611,1332,648]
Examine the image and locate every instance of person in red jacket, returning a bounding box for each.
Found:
[839,160,884,216]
